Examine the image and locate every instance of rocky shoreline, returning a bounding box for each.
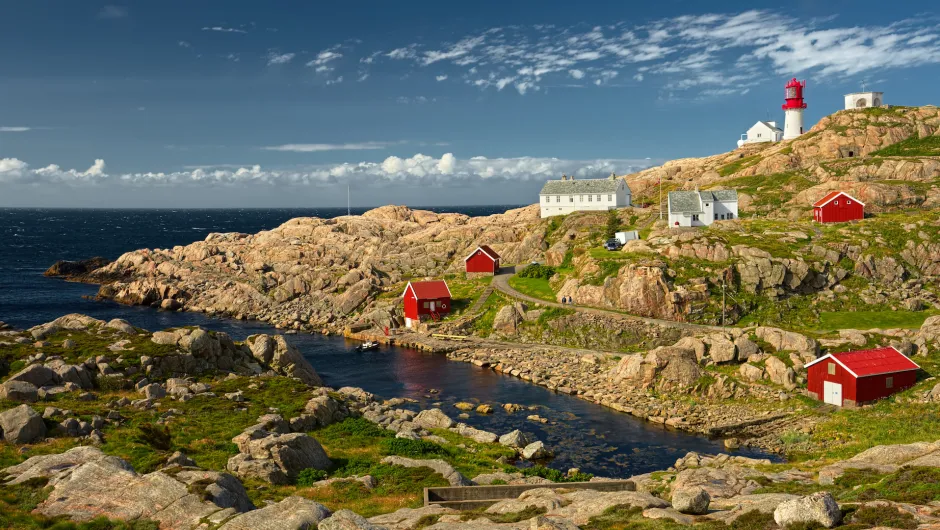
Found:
[5,314,940,529]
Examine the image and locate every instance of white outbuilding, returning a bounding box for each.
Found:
[737,121,784,148]
[668,190,738,228]
[539,173,632,218]
[844,91,884,110]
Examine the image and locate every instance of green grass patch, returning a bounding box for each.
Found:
[818,310,939,332]
[872,132,940,157]
[845,467,940,505]
[508,276,556,302]
[718,154,762,177]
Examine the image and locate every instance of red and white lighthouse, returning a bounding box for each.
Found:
[782,78,806,140]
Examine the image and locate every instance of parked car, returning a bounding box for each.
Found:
[603,238,622,251]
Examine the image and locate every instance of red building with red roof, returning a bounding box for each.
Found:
[813,191,865,223]
[464,245,501,275]
[402,280,452,328]
[805,347,920,407]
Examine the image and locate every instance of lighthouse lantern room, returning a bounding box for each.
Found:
[782,78,806,140]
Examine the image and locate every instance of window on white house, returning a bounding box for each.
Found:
[608,195,612,201]
[692,214,699,221]
[714,214,718,220]
[570,196,574,202]
[596,195,601,202]
[579,195,583,202]
[886,377,894,389]
[728,213,734,219]
[588,195,592,202]
[556,196,560,203]
[828,363,836,375]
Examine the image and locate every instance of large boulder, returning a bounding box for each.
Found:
[522,441,553,460]
[756,326,819,355]
[2,446,131,485]
[219,496,332,530]
[246,334,323,386]
[705,335,737,363]
[241,432,332,481]
[671,486,710,515]
[0,404,47,443]
[493,305,524,334]
[28,314,104,340]
[413,408,455,430]
[455,423,499,444]
[304,395,345,428]
[6,364,57,387]
[0,380,39,402]
[498,430,530,449]
[764,357,797,390]
[368,505,459,530]
[320,509,385,530]
[774,492,841,528]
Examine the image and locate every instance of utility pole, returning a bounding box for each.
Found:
[659,173,663,220]
[721,279,726,328]
[347,184,350,216]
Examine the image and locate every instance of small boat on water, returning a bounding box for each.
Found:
[356,341,379,352]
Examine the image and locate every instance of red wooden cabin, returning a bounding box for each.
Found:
[402,280,452,328]
[464,245,501,275]
[813,191,864,223]
[805,347,919,407]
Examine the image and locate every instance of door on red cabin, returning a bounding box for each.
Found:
[823,381,842,406]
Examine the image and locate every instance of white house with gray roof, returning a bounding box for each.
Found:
[668,190,738,228]
[539,174,631,218]
[737,121,783,148]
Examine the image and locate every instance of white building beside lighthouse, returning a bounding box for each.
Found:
[845,91,884,110]
[782,78,807,140]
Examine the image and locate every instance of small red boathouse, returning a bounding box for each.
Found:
[813,191,864,223]
[464,245,501,275]
[805,346,919,407]
[402,280,452,328]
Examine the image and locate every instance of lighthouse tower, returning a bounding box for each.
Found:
[782,78,807,140]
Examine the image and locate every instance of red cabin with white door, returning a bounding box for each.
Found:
[813,191,865,223]
[805,347,919,407]
[464,245,501,275]
[402,280,452,328]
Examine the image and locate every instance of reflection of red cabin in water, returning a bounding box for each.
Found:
[813,191,865,223]
[464,245,501,275]
[805,347,919,408]
[402,280,452,328]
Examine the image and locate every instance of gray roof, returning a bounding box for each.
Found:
[539,178,622,195]
[668,190,737,214]
[759,121,782,132]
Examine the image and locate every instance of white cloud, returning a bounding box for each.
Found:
[178,41,191,48]
[307,49,343,69]
[262,142,393,153]
[354,12,940,96]
[326,76,344,85]
[0,154,656,188]
[357,73,370,82]
[436,75,448,81]
[202,26,247,34]
[97,5,127,19]
[0,126,30,132]
[266,52,296,65]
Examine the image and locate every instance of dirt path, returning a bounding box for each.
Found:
[492,265,721,332]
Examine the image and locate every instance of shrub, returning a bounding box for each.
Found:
[605,210,621,239]
[518,264,556,280]
[296,468,329,487]
[96,375,128,392]
[380,438,448,458]
[135,424,172,451]
[849,505,917,529]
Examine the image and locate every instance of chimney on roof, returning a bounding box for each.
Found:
[561,174,567,181]
[609,172,617,180]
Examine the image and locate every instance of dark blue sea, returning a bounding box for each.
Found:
[0,207,772,476]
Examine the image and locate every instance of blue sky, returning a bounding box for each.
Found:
[2,0,939,207]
